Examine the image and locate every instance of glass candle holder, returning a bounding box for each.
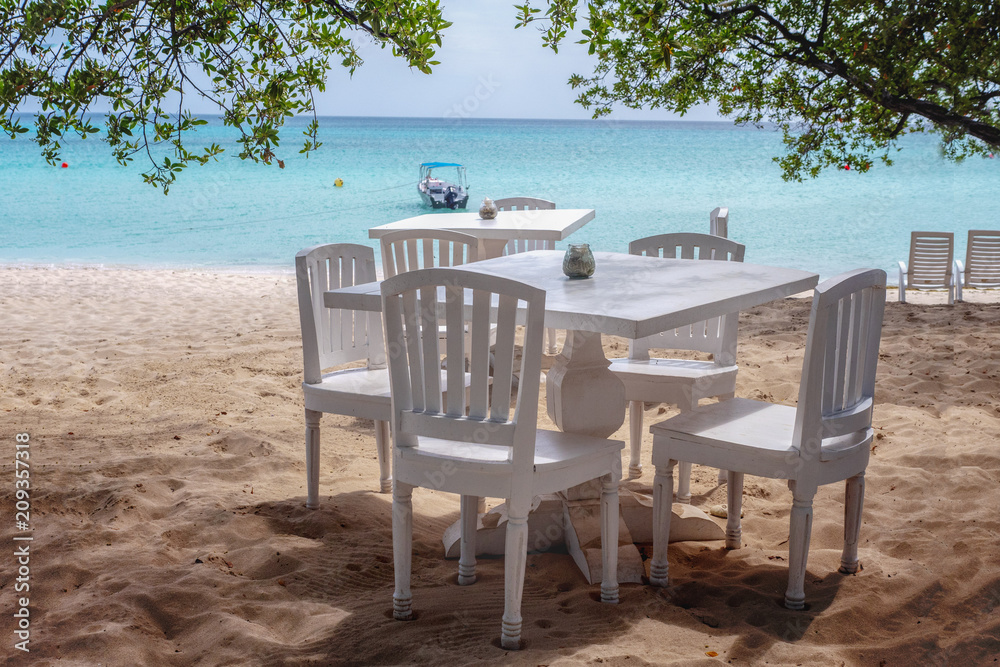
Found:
[563,243,595,278]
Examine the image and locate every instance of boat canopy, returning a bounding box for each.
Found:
[420,162,464,168]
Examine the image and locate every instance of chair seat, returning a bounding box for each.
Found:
[397,429,624,497]
[650,397,870,476]
[302,367,391,421]
[609,357,738,403]
[303,367,468,422]
[609,357,737,381]
[402,429,623,471]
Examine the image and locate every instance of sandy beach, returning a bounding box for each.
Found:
[2,266,999,666]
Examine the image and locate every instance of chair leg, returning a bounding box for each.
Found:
[500,504,529,650]
[649,460,675,586]
[716,394,735,484]
[392,481,414,620]
[726,472,744,550]
[675,400,694,503]
[840,473,865,574]
[458,495,478,585]
[676,462,693,504]
[600,472,620,603]
[545,327,559,355]
[785,480,816,610]
[375,420,392,494]
[627,400,644,478]
[477,496,486,514]
[305,409,322,509]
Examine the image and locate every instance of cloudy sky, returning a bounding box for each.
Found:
[317,2,722,121]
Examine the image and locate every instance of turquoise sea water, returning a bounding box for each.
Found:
[1,115,997,281]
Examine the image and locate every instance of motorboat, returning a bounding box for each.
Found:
[418,162,469,209]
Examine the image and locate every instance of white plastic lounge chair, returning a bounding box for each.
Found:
[383,267,623,649]
[955,229,1000,301]
[648,268,887,610]
[296,243,393,506]
[897,231,955,303]
[496,196,560,353]
[608,232,745,500]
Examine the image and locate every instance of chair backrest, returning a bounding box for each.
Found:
[630,232,745,262]
[964,229,1000,287]
[380,229,480,278]
[627,233,747,363]
[907,231,954,288]
[710,207,729,238]
[381,268,547,476]
[494,197,555,212]
[296,243,380,384]
[495,198,557,255]
[793,268,887,460]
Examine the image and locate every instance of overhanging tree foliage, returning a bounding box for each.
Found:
[517,1,1000,179]
[0,0,449,191]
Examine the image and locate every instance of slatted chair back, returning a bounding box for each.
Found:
[793,268,887,460]
[296,243,380,384]
[964,229,1000,288]
[494,197,555,211]
[380,229,480,279]
[495,198,557,255]
[906,231,954,289]
[627,233,746,364]
[381,268,546,476]
[630,232,745,262]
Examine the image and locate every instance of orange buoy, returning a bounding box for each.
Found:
[61,162,68,168]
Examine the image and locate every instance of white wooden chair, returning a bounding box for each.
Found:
[648,268,887,610]
[495,197,560,353]
[380,228,484,507]
[379,228,480,278]
[609,232,746,500]
[379,227,484,357]
[897,231,955,303]
[382,267,623,649]
[955,229,1000,301]
[296,243,392,506]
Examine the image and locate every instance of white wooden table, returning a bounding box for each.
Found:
[325,250,819,582]
[368,209,595,260]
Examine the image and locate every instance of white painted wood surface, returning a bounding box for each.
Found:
[955,229,1000,300]
[494,196,556,212]
[897,231,955,303]
[324,251,818,339]
[378,229,480,278]
[648,268,887,610]
[382,267,623,649]
[295,243,393,506]
[709,207,729,238]
[612,233,746,485]
[494,197,560,352]
[368,209,594,260]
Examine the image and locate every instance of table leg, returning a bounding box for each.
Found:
[546,330,626,439]
[479,239,509,261]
